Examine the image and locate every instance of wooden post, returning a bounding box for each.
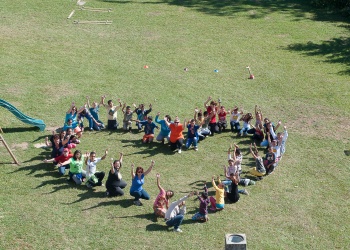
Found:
[0,134,20,165]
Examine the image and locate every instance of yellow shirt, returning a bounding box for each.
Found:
[212,179,225,205]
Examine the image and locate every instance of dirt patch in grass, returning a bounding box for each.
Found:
[12,142,29,150]
[287,101,350,140]
[34,143,47,149]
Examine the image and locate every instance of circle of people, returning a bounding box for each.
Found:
[43,95,289,233]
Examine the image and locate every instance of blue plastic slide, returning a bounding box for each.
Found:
[0,98,46,131]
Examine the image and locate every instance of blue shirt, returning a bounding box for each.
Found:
[155,115,171,136]
[187,124,200,138]
[130,174,145,192]
[140,121,158,135]
[89,106,100,121]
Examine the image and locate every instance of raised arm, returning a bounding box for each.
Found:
[156,173,163,191]
[121,103,126,114]
[131,163,135,178]
[101,149,108,160]
[250,144,257,159]
[155,112,161,124]
[67,102,75,114]
[204,96,212,109]
[144,160,155,176]
[274,120,281,132]
[110,160,115,174]
[86,96,91,108]
[115,98,122,110]
[45,136,52,147]
[119,152,123,165]
[194,108,199,121]
[164,117,171,127]
[100,95,106,106]
[223,165,229,178]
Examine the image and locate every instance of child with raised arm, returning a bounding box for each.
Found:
[86,96,105,131]
[138,116,159,144]
[165,191,194,233]
[217,105,229,133]
[185,118,200,151]
[239,112,253,136]
[249,143,266,179]
[153,173,174,219]
[209,175,225,212]
[121,103,136,132]
[134,103,152,131]
[226,172,240,203]
[194,108,211,140]
[204,96,219,136]
[101,96,122,130]
[155,112,171,144]
[85,149,108,188]
[105,153,127,197]
[192,182,210,222]
[229,106,243,133]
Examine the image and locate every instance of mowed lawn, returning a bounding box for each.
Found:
[0,0,349,249]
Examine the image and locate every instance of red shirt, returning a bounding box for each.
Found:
[207,106,217,123]
[169,123,184,143]
[54,153,73,163]
[218,111,227,121]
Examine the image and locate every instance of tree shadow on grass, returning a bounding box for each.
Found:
[1,126,40,133]
[286,37,350,75]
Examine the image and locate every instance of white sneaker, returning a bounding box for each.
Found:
[178,149,182,154]
[173,228,183,233]
[194,147,198,151]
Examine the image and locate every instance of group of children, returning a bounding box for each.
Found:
[42,95,289,232]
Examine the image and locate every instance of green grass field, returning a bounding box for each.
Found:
[1,0,349,249]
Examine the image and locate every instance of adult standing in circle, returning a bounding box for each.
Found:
[130,160,155,206]
[153,173,174,219]
[165,116,186,153]
[105,153,127,197]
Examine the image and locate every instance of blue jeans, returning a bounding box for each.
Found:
[239,127,249,135]
[230,121,240,132]
[166,214,184,229]
[186,137,198,149]
[130,189,150,201]
[222,180,232,193]
[260,139,269,147]
[58,164,70,175]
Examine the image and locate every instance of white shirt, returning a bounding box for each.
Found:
[165,195,189,220]
[86,157,101,178]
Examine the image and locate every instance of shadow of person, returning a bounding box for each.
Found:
[82,198,132,211]
[146,223,168,232]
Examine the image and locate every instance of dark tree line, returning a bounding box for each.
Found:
[311,0,350,16]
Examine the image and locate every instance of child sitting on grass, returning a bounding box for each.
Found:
[121,104,136,132]
[209,175,225,212]
[192,182,210,222]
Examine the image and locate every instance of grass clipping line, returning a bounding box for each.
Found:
[73,20,112,24]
